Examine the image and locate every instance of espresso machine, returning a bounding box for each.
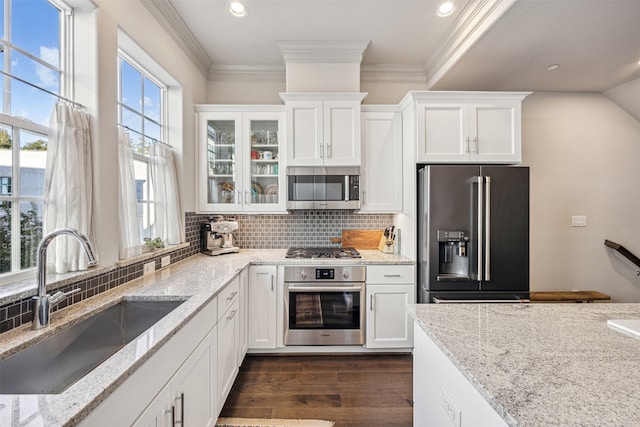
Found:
[200,216,240,256]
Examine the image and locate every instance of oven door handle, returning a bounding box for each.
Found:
[286,284,364,292]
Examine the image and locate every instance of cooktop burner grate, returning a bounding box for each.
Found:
[285,247,362,259]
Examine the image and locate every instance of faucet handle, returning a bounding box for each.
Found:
[49,288,81,307]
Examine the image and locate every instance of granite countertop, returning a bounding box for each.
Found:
[408,303,640,427]
[0,249,413,427]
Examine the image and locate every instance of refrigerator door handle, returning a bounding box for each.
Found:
[476,176,484,280]
[484,176,491,281]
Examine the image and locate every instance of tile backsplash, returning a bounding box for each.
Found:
[0,210,393,334]
[191,211,395,248]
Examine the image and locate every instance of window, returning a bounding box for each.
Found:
[0,0,67,278]
[117,53,166,242]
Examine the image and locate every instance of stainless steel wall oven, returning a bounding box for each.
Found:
[284,265,366,346]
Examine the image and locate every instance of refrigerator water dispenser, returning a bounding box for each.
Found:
[437,230,469,281]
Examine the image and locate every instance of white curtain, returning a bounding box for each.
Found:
[44,102,95,273]
[118,128,142,258]
[150,143,183,245]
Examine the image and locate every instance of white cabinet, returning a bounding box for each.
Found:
[196,106,286,213]
[365,265,415,349]
[238,267,249,362]
[248,265,277,349]
[414,323,508,427]
[135,328,217,427]
[282,93,366,167]
[360,108,403,212]
[80,297,218,427]
[217,276,240,408]
[406,92,529,164]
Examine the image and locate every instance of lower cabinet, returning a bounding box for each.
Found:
[238,267,249,361]
[79,273,248,427]
[79,296,219,427]
[134,327,217,427]
[248,265,277,349]
[217,297,239,408]
[414,323,508,427]
[365,265,415,349]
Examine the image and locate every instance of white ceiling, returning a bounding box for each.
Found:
[145,0,640,92]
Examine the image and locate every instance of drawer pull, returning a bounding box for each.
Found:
[226,291,238,301]
[383,274,402,278]
[227,309,238,320]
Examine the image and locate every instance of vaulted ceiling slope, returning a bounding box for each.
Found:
[143,0,640,94]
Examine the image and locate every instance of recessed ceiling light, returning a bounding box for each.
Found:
[546,64,560,71]
[227,1,248,17]
[436,2,457,17]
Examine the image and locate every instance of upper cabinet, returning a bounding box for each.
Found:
[360,107,403,213]
[196,106,286,213]
[281,93,367,167]
[404,92,530,164]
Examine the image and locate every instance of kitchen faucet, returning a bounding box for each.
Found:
[32,228,99,330]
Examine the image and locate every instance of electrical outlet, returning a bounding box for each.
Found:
[571,215,587,227]
[143,261,155,275]
[441,388,461,427]
[161,255,170,268]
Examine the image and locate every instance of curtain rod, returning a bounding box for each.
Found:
[119,124,172,148]
[0,69,83,109]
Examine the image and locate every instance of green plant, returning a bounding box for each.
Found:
[144,237,165,251]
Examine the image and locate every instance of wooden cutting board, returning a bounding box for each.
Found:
[340,229,384,249]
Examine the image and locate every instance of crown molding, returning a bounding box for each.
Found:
[361,64,427,84]
[278,40,370,63]
[424,0,518,89]
[207,63,429,85]
[208,65,286,83]
[140,0,211,77]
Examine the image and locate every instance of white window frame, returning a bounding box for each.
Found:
[0,0,71,285]
[117,51,168,243]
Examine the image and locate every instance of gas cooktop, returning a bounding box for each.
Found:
[285,247,362,259]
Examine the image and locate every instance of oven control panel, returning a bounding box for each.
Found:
[316,269,334,280]
[284,266,366,283]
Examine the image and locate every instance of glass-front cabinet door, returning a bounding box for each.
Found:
[206,117,240,208]
[197,107,285,213]
[244,114,283,211]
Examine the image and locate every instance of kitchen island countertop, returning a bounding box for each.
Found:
[0,249,413,426]
[408,302,640,427]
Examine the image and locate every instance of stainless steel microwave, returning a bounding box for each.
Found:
[287,167,360,210]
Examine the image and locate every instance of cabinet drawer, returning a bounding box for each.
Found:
[367,265,415,284]
[218,276,240,319]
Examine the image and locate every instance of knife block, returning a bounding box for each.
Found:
[378,235,395,254]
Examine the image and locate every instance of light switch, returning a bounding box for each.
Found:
[571,215,587,227]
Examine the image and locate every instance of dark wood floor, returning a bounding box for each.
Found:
[220,353,413,427]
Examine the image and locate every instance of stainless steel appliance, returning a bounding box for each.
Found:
[287,167,360,210]
[284,265,366,345]
[285,247,362,259]
[418,165,530,303]
[200,216,240,256]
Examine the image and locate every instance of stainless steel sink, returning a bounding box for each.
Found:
[0,298,184,394]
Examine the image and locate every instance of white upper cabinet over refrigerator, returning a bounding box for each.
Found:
[196,106,285,213]
[281,93,367,167]
[406,92,530,164]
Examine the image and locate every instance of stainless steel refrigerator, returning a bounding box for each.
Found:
[417,165,529,303]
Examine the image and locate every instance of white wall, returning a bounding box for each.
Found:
[207,80,286,105]
[522,92,640,301]
[72,0,207,266]
[605,76,640,123]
